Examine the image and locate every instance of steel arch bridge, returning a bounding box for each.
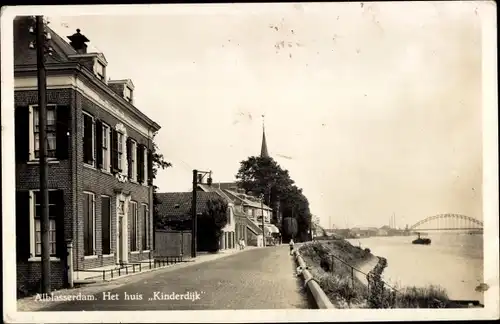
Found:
[410,213,483,231]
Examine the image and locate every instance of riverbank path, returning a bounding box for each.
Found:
[35,245,309,310]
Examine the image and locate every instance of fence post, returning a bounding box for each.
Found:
[351,267,355,289]
[66,240,74,288]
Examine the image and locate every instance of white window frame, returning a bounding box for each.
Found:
[101,195,113,256]
[130,201,139,252]
[95,60,105,81]
[28,189,60,262]
[124,86,132,102]
[28,104,58,162]
[102,123,111,172]
[117,132,124,171]
[83,191,97,258]
[130,140,137,182]
[141,203,150,251]
[82,111,95,167]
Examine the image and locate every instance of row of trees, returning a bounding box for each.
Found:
[235,156,312,242]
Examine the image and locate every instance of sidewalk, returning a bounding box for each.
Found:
[17,246,262,311]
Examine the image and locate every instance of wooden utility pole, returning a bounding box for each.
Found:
[191,170,198,258]
[36,15,51,294]
[260,194,266,247]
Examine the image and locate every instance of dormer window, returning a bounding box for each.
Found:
[95,62,105,81]
[124,86,132,103]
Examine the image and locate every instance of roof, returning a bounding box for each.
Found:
[14,17,77,66]
[223,189,272,211]
[246,218,263,235]
[156,191,222,221]
[13,17,160,132]
[197,184,233,203]
[261,126,269,158]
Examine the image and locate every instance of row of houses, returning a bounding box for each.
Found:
[13,17,281,295]
[156,159,281,251]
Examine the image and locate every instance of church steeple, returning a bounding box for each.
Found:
[260,115,269,158]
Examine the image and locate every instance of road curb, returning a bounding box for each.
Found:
[292,248,335,309]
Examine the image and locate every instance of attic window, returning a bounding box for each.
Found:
[124,86,132,103]
[95,62,105,81]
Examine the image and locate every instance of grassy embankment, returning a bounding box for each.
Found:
[298,236,449,308]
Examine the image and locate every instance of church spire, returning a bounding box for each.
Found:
[260,115,269,158]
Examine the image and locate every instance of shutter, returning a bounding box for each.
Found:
[147,149,153,185]
[83,114,93,163]
[111,129,118,172]
[126,138,133,179]
[55,105,70,160]
[54,190,66,259]
[15,106,30,163]
[137,144,144,183]
[16,191,31,261]
[95,120,103,168]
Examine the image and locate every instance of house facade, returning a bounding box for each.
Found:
[221,186,278,246]
[14,17,159,294]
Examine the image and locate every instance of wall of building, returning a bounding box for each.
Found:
[15,88,74,293]
[76,92,153,269]
[14,77,156,294]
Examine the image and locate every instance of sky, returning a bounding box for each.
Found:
[45,2,484,229]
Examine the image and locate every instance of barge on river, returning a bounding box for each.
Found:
[412,232,431,245]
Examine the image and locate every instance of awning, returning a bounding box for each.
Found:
[265,224,280,234]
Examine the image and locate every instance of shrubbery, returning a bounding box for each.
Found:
[298,241,450,308]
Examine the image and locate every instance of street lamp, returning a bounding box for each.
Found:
[28,15,54,294]
[191,169,212,258]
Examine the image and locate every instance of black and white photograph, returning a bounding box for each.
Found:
[1,2,498,323]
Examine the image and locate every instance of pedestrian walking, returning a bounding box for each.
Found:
[289,239,295,255]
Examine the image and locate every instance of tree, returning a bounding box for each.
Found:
[235,156,294,224]
[196,198,228,253]
[283,217,298,239]
[151,132,173,229]
[236,156,312,241]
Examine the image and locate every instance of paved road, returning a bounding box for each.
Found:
[42,245,310,310]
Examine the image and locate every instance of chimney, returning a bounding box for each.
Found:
[67,29,89,54]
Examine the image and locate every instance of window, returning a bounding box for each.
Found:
[102,124,110,172]
[130,140,137,181]
[124,87,132,102]
[117,132,123,171]
[32,105,57,159]
[33,191,57,256]
[83,112,94,165]
[143,148,148,185]
[95,62,105,81]
[130,201,138,251]
[101,196,111,255]
[142,204,149,250]
[83,192,95,256]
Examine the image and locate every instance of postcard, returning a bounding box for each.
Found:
[1,2,498,323]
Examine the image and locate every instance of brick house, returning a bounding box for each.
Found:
[14,17,160,294]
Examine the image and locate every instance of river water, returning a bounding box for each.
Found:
[347,233,484,304]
